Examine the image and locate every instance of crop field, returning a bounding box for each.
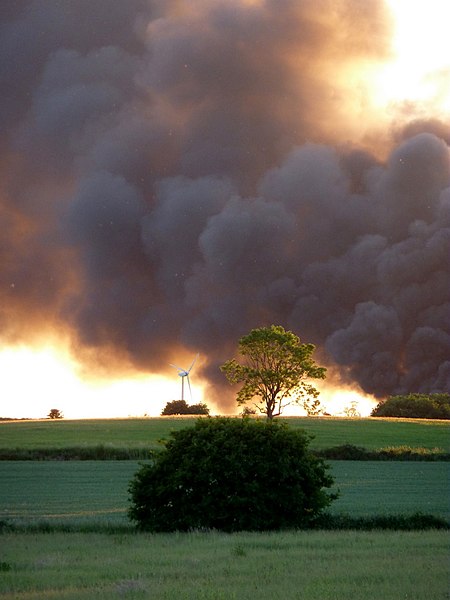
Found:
[1,416,449,452]
[1,460,448,528]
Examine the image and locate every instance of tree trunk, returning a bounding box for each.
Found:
[266,397,275,419]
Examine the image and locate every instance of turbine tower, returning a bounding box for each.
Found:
[170,354,198,401]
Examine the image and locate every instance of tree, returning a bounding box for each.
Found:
[161,399,210,416]
[221,325,326,419]
[371,394,450,419]
[128,417,336,532]
[240,406,257,417]
[47,408,63,419]
[302,395,323,417]
[343,401,361,418]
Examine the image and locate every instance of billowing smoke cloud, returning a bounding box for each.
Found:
[0,0,448,407]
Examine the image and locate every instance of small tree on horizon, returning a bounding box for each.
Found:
[47,408,63,419]
[221,325,326,419]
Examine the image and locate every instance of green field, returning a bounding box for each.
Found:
[1,417,448,526]
[1,460,448,528]
[1,530,448,600]
[1,417,449,599]
[1,416,449,452]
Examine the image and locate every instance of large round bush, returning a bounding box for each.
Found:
[128,417,336,532]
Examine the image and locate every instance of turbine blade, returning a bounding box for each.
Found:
[188,353,199,372]
[170,363,184,372]
[186,374,192,400]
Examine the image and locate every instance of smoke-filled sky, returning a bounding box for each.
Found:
[0,0,449,418]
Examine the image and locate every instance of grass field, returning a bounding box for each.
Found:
[1,416,449,452]
[1,460,448,528]
[1,417,448,598]
[1,530,448,599]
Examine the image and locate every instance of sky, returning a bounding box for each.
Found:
[0,0,449,419]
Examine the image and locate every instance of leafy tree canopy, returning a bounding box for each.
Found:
[128,417,336,532]
[47,408,63,419]
[371,394,450,420]
[221,325,326,418]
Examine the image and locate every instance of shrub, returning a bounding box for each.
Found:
[371,394,450,419]
[161,400,210,416]
[316,444,376,461]
[128,417,337,532]
[377,446,448,461]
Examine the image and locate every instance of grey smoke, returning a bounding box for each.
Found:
[0,0,448,407]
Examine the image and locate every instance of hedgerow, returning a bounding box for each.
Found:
[371,394,450,419]
[1,443,448,461]
[314,444,449,461]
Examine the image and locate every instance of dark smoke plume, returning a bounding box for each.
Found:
[0,0,448,408]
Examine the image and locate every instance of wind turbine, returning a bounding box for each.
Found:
[170,354,198,401]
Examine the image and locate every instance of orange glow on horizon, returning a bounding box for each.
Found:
[0,345,206,420]
[0,344,377,420]
[316,386,377,417]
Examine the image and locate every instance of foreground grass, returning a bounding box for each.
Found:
[1,460,448,528]
[0,530,448,599]
[1,417,448,453]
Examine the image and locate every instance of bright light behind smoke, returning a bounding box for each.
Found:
[319,388,377,417]
[0,346,197,419]
[0,345,375,419]
[375,0,450,117]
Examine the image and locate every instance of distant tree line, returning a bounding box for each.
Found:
[371,394,450,420]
